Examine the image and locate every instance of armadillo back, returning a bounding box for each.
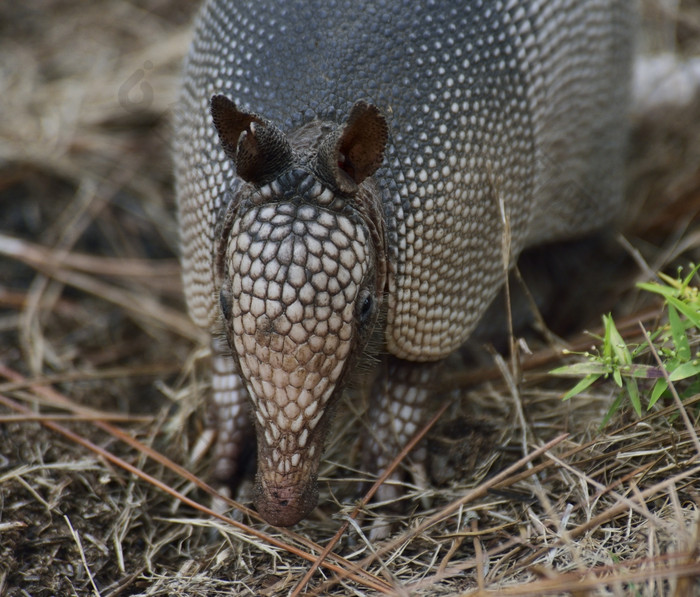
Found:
[175,0,632,360]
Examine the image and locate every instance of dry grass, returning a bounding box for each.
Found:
[1,1,699,595]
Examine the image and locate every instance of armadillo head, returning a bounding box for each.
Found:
[211,95,388,526]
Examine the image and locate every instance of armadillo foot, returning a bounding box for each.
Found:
[210,337,254,492]
[364,357,444,516]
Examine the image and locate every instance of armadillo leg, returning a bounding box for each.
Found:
[365,356,444,503]
[211,336,253,487]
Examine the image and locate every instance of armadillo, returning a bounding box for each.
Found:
[174,0,633,526]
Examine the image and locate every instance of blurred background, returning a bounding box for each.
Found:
[0,1,699,594]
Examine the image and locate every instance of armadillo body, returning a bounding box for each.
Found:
[175,0,633,526]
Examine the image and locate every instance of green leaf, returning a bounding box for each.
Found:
[626,364,666,379]
[602,314,614,361]
[613,368,622,387]
[669,361,700,382]
[610,323,631,365]
[550,362,607,377]
[625,377,641,416]
[680,263,700,288]
[601,393,624,428]
[666,296,700,329]
[637,281,676,299]
[668,303,691,361]
[648,378,668,409]
[562,374,600,401]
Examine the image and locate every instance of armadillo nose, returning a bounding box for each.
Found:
[253,476,319,527]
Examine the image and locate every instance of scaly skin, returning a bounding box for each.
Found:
[208,98,389,525]
[174,0,634,526]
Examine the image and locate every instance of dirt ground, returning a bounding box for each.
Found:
[1,1,700,595]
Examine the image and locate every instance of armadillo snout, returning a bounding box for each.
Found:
[253,473,319,527]
[223,200,377,524]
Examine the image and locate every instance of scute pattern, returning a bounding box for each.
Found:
[174,0,633,525]
[175,0,631,360]
[225,199,369,482]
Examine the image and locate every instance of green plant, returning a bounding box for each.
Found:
[551,265,700,424]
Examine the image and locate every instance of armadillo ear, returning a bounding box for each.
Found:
[210,94,293,185]
[338,102,388,184]
[316,101,388,194]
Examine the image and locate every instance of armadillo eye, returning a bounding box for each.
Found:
[357,290,374,326]
[220,288,232,320]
